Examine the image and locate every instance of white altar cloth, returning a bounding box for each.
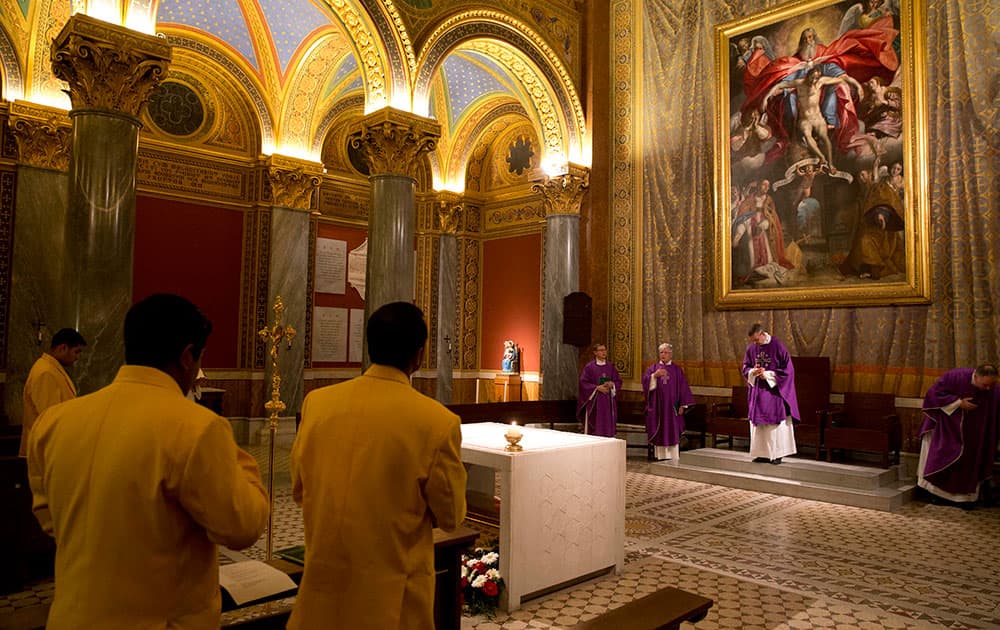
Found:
[460,423,626,610]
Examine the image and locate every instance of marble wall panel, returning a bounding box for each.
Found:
[4,167,69,424]
[436,233,457,403]
[266,206,310,417]
[540,215,580,400]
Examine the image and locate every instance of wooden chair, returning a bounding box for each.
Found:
[708,357,830,458]
[823,392,901,468]
[790,356,831,460]
[707,385,750,449]
[682,403,708,449]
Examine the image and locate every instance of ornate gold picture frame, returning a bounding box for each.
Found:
[713,0,929,309]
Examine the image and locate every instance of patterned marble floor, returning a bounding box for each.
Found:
[4,456,999,629]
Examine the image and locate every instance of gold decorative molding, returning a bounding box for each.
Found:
[51,13,172,117]
[267,155,322,211]
[437,199,462,234]
[348,107,440,178]
[531,163,590,217]
[8,102,71,170]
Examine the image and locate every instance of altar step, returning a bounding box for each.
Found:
[646,448,915,512]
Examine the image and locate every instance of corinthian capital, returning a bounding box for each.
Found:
[348,108,440,178]
[437,200,462,234]
[8,102,72,171]
[531,163,590,217]
[267,155,322,211]
[51,14,172,117]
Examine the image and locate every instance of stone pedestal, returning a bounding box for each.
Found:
[494,374,522,402]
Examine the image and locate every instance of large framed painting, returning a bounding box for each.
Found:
[713,0,929,309]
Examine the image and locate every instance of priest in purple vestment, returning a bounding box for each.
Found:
[577,343,623,437]
[641,343,695,461]
[917,364,999,505]
[742,323,799,464]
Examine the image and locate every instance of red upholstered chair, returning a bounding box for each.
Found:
[823,392,901,468]
[707,385,750,449]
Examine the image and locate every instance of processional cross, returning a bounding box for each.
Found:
[258,296,296,558]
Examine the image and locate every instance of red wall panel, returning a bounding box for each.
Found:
[133,196,244,368]
[481,234,541,372]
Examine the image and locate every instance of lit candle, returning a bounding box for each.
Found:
[506,422,522,439]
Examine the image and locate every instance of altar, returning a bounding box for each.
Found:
[460,423,625,611]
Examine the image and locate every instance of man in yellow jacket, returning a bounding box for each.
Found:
[27,294,269,630]
[19,327,86,457]
[289,302,467,629]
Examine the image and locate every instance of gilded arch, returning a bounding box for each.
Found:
[279,31,356,155]
[0,22,24,101]
[164,33,276,152]
[141,47,263,157]
[414,10,585,166]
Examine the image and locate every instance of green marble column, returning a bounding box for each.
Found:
[534,166,590,400]
[50,14,171,394]
[349,108,440,365]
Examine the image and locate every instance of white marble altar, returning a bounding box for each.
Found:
[460,423,626,610]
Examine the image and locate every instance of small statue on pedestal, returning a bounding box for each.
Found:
[501,340,519,374]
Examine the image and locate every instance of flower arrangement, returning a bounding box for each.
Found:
[461,546,503,616]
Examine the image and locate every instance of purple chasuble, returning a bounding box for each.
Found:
[578,360,622,437]
[919,368,1000,496]
[641,362,695,447]
[741,337,800,426]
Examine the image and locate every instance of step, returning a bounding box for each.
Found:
[678,448,900,490]
[646,459,915,512]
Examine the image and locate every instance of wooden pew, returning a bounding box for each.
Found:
[571,586,713,629]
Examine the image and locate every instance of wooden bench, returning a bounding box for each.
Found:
[572,586,713,629]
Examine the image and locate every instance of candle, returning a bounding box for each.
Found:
[506,422,522,439]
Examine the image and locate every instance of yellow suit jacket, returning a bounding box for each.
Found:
[289,364,467,630]
[20,352,76,457]
[27,365,269,630]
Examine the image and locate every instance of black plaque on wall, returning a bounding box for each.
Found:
[563,292,592,347]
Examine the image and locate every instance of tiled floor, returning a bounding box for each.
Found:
[4,455,999,629]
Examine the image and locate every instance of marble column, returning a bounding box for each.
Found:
[349,108,440,365]
[534,165,590,400]
[50,14,171,394]
[264,156,321,418]
[435,199,462,403]
[4,105,71,426]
